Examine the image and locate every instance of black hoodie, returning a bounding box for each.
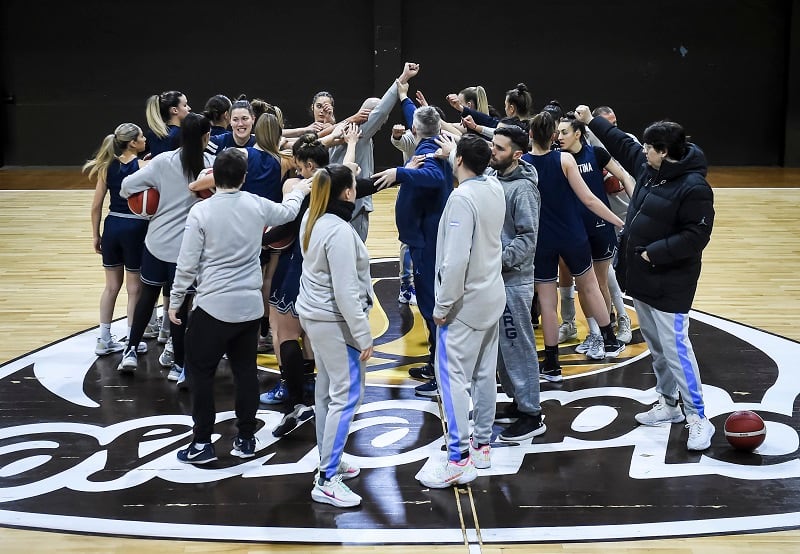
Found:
[588,117,714,313]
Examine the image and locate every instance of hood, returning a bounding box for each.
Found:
[656,142,708,181]
[496,158,538,185]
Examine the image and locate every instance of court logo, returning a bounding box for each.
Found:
[0,261,797,544]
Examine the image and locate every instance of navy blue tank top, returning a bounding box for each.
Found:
[242,147,283,202]
[146,125,180,157]
[206,131,255,155]
[572,144,612,233]
[522,151,587,247]
[106,158,141,215]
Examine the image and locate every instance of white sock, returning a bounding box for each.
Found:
[559,286,575,322]
[127,326,132,340]
[193,442,207,448]
[162,315,171,333]
[587,317,601,335]
[607,266,627,317]
[100,323,112,342]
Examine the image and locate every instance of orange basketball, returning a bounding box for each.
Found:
[264,226,295,251]
[603,169,624,194]
[194,168,215,199]
[127,188,159,218]
[724,410,766,451]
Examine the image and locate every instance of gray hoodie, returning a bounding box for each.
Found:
[489,159,540,287]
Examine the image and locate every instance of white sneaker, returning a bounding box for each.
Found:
[557,320,578,343]
[167,365,182,382]
[617,314,633,344]
[469,437,491,469]
[585,334,606,359]
[417,458,478,489]
[336,459,361,480]
[686,413,715,451]
[159,338,174,367]
[143,321,160,339]
[311,474,361,507]
[575,333,601,354]
[95,336,125,356]
[136,341,148,354]
[117,348,137,372]
[635,395,685,426]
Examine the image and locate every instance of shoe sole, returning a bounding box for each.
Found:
[558,333,578,344]
[167,373,180,382]
[540,373,563,383]
[95,347,124,356]
[635,415,686,426]
[142,331,159,339]
[494,417,519,424]
[177,456,217,465]
[230,449,256,458]
[498,423,547,442]
[415,389,440,398]
[418,471,477,489]
[311,488,361,507]
[408,370,435,379]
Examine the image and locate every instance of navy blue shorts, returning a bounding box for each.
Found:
[101,215,148,271]
[269,244,302,316]
[586,224,618,262]
[140,246,177,287]
[534,239,593,283]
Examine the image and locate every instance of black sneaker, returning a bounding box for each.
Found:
[231,436,256,458]
[603,340,626,358]
[540,364,563,383]
[177,442,217,464]
[499,413,547,442]
[495,402,521,423]
[409,363,435,380]
[272,404,314,437]
[415,379,439,397]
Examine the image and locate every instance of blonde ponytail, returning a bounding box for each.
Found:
[475,85,489,115]
[83,123,141,182]
[146,94,168,138]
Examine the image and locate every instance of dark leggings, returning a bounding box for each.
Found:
[129,282,190,366]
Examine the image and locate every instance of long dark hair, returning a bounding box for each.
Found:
[179,113,211,180]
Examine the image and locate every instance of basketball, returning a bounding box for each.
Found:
[264,226,295,251]
[194,168,215,199]
[724,410,766,451]
[603,169,624,194]
[127,188,159,218]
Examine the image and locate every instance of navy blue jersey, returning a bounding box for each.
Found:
[206,131,255,155]
[522,151,586,248]
[571,144,613,233]
[145,125,180,157]
[242,147,283,202]
[210,125,228,137]
[106,158,141,215]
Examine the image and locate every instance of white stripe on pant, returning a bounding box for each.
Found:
[300,317,365,480]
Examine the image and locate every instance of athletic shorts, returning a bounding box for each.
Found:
[534,239,593,283]
[586,224,618,262]
[140,246,177,287]
[101,214,147,271]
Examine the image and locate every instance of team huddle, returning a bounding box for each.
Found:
[84,62,716,508]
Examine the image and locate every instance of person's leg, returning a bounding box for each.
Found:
[225,317,262,441]
[470,322,500,448]
[497,285,540,416]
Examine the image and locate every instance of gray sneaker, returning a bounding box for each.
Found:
[167,364,182,382]
[117,348,137,372]
[617,314,633,344]
[95,336,125,356]
[635,396,685,426]
[143,321,160,339]
[159,338,174,367]
[557,320,578,343]
[576,333,601,354]
[585,334,606,360]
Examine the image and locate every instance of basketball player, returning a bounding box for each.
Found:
[145,91,190,157]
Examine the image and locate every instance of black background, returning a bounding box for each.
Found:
[2,0,798,168]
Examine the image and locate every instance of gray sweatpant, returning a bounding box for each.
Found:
[300,317,366,480]
[435,319,499,462]
[633,299,706,417]
[497,284,541,416]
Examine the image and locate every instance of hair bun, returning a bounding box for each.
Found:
[517,83,528,93]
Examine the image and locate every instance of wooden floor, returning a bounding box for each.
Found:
[0,167,799,552]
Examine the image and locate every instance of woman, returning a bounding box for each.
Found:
[205,98,256,155]
[556,116,636,350]
[118,113,213,380]
[296,163,373,508]
[85,123,149,356]
[521,112,625,381]
[282,91,337,139]
[575,105,716,451]
[202,94,232,137]
[145,91,191,157]
[448,82,533,132]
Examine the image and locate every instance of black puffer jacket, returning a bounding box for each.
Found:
[588,117,714,313]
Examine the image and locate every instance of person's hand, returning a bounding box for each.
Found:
[446,93,464,112]
[322,103,335,123]
[372,167,398,190]
[574,105,593,124]
[415,90,428,107]
[433,316,447,326]
[396,79,410,100]
[168,308,181,326]
[293,177,313,196]
[359,345,373,361]
[349,108,370,125]
[310,121,328,133]
[343,122,361,144]
[461,115,478,132]
[391,124,406,140]
[93,236,102,254]
[405,155,425,169]
[434,133,458,158]
[399,62,420,84]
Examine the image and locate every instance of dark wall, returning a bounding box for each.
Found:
[1,0,794,167]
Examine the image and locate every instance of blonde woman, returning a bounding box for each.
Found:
[296,164,373,508]
[145,90,191,157]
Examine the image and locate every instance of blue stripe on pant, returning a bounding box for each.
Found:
[436,324,461,462]
[325,345,363,479]
[673,313,705,418]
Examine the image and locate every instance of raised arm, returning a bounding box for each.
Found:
[576,105,646,178]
